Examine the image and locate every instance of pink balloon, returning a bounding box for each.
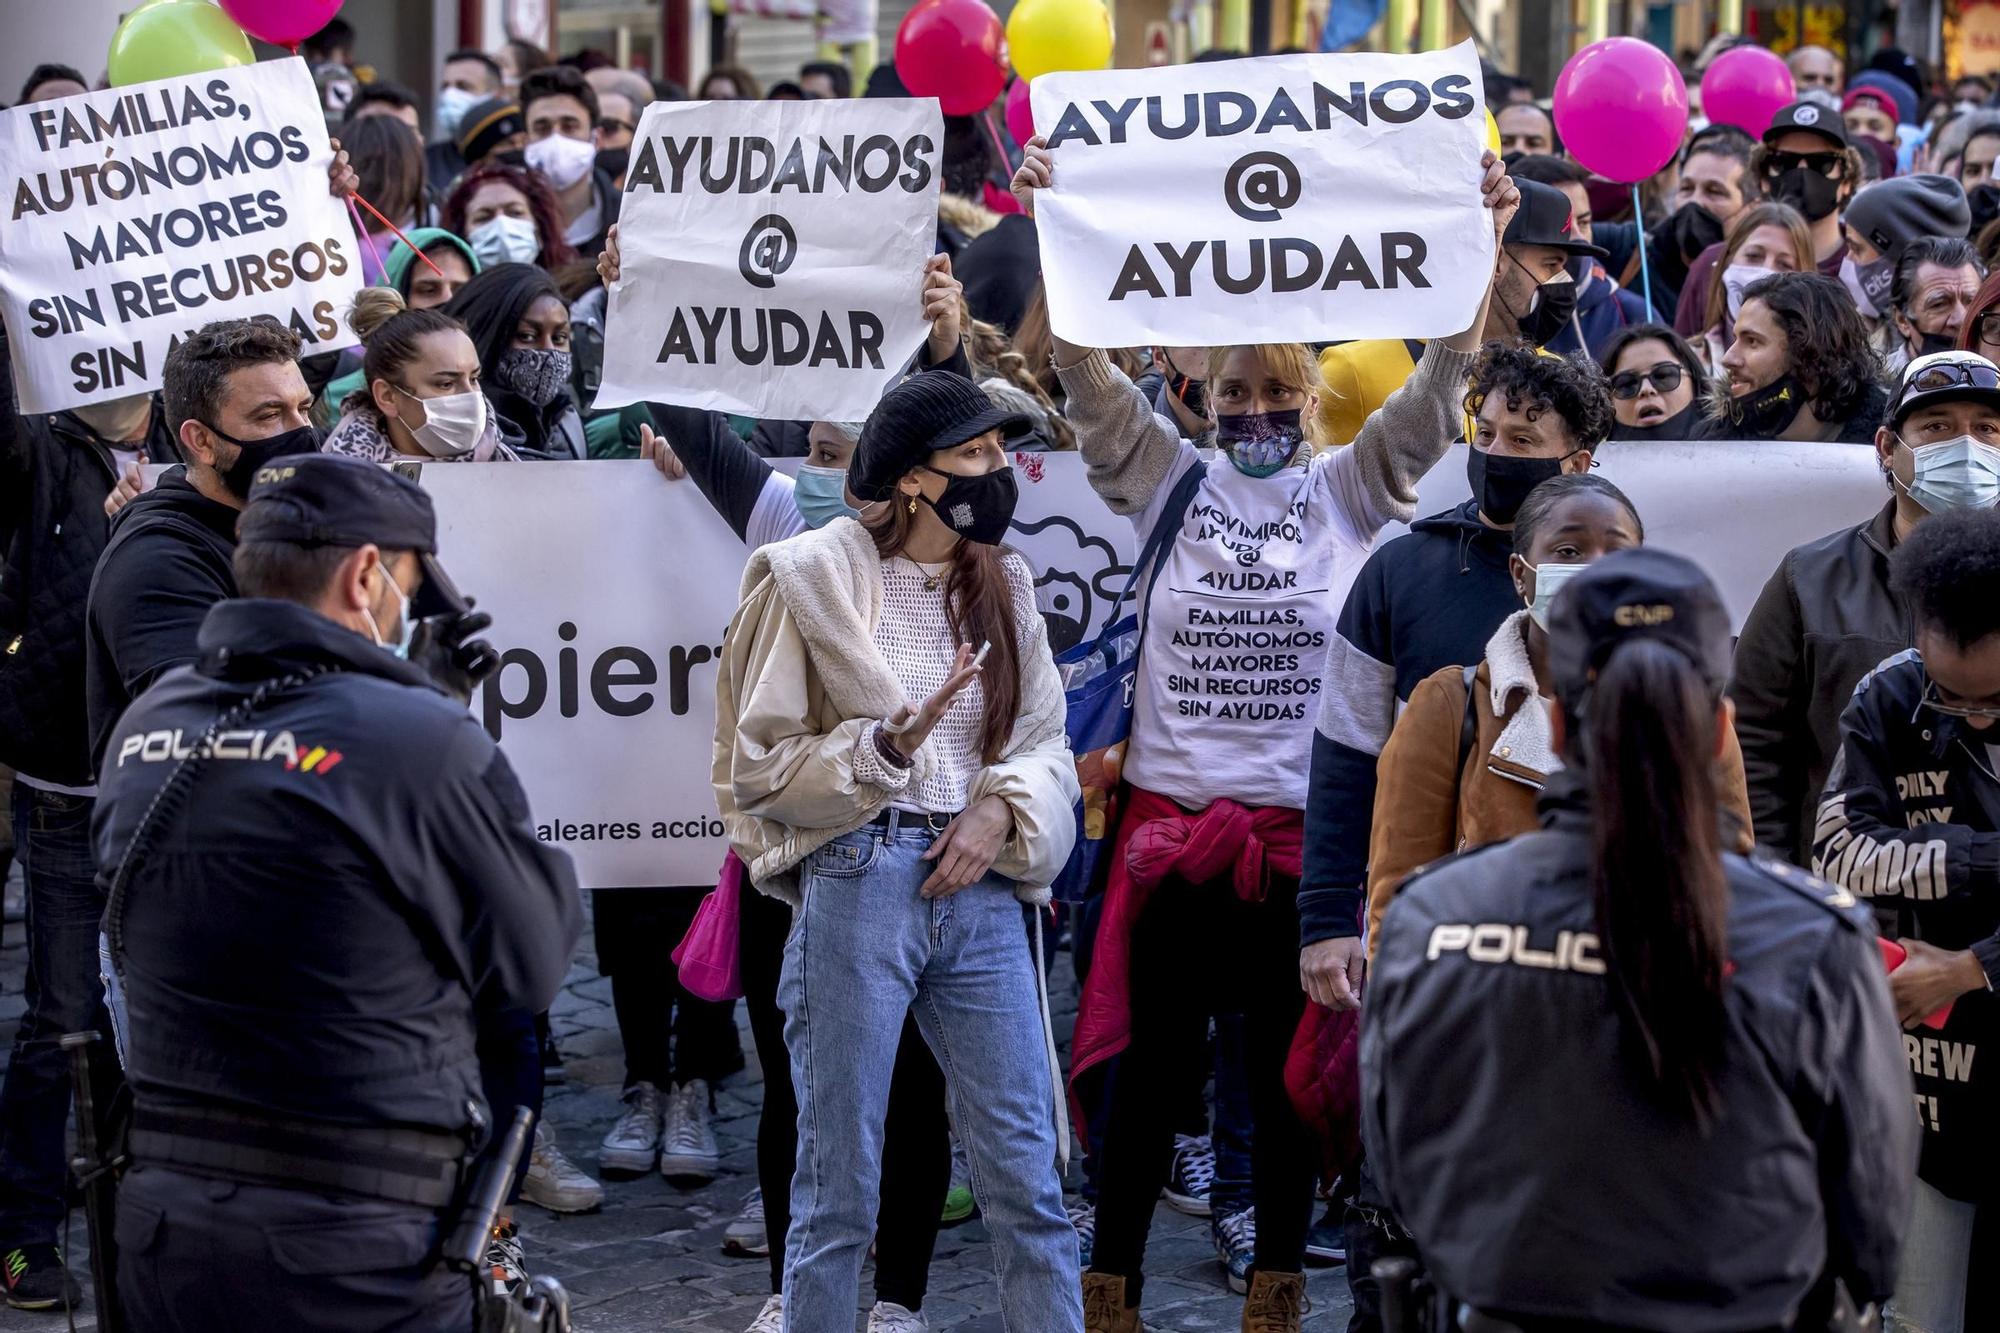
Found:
[1005,77,1034,145]
[219,0,345,50]
[1553,37,1689,183]
[1700,45,1796,138]
[895,0,1007,116]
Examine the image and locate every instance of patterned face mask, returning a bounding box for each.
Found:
[496,347,572,408]
[1214,408,1304,478]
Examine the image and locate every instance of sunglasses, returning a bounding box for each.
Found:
[1763,150,1844,179]
[597,118,634,136]
[1907,360,2000,395]
[1921,678,2000,721]
[1608,364,1684,399]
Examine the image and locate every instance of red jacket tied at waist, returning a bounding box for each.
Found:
[1068,786,1303,1133]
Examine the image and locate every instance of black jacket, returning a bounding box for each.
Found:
[85,467,240,778]
[92,598,580,1133]
[1363,769,1914,1326]
[0,395,181,785]
[1729,501,1912,865]
[1813,649,2000,1201]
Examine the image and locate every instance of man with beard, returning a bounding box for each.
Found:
[86,320,324,770]
[1708,270,1888,442]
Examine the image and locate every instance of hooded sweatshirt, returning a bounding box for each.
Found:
[1299,497,1522,945]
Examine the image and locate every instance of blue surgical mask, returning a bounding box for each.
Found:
[1904,435,2000,514]
[363,568,416,659]
[1215,408,1304,478]
[1523,561,1589,629]
[793,464,858,528]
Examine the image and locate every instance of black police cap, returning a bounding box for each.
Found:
[241,454,438,553]
[1547,548,1733,713]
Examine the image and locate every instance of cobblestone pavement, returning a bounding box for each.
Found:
[0,896,1354,1332]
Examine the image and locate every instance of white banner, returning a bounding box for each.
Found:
[395,443,1886,888]
[1030,43,1494,349]
[0,60,363,415]
[595,98,944,421]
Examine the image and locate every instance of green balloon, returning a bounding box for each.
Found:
[107,0,256,88]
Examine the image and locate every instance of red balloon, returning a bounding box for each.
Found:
[219,0,346,50]
[895,0,1007,116]
[1700,45,1796,138]
[1005,77,1034,145]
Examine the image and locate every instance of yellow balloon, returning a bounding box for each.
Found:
[1007,0,1113,82]
[107,0,255,88]
[1485,108,1501,153]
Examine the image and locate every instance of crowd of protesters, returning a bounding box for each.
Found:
[7,14,2000,1333]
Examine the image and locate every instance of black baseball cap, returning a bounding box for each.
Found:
[1547,548,1733,714]
[851,373,1032,503]
[240,455,465,616]
[1890,350,2000,427]
[1505,178,1609,261]
[1762,99,1848,150]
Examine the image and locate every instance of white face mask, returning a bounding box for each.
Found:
[468,214,541,267]
[361,567,416,658]
[525,133,596,190]
[1522,561,1590,630]
[435,85,481,142]
[394,384,487,458]
[1722,263,1774,320]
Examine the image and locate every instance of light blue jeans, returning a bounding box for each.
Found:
[1886,1178,1978,1333]
[780,813,1082,1331]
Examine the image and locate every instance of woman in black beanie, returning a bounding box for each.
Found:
[442,263,585,459]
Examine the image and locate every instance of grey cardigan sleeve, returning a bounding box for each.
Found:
[1054,350,1192,518]
[1340,342,1478,530]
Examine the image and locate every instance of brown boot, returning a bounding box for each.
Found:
[1082,1271,1141,1333]
[1241,1269,1308,1333]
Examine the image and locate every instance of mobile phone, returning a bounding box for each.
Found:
[972,640,992,668]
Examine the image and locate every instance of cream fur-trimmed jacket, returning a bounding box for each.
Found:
[711,517,1081,906]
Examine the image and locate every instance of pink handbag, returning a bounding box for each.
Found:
[671,853,746,1002]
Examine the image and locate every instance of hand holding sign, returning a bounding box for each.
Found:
[922,253,964,364]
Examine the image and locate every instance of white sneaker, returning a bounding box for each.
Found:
[744,1293,785,1333]
[521,1123,605,1213]
[660,1079,721,1183]
[485,1221,527,1297]
[724,1187,769,1257]
[600,1081,665,1173]
[867,1301,929,1332]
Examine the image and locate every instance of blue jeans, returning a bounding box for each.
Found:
[0,785,118,1247]
[1209,1013,1255,1220]
[1887,1179,1978,1333]
[780,816,1082,1331]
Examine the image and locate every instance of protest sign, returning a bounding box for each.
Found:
[594,98,945,421]
[402,442,1880,888]
[1029,42,1494,348]
[0,59,363,415]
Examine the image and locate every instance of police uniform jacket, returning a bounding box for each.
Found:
[1361,768,1914,1330]
[92,597,582,1136]
[1813,649,2000,1202]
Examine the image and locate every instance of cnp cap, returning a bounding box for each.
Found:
[1763,99,1849,149]
[1547,548,1734,713]
[850,372,1031,504]
[1891,350,2000,426]
[1505,178,1610,261]
[240,455,465,616]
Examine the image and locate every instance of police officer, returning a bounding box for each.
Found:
[91,454,581,1331]
[1361,549,1916,1331]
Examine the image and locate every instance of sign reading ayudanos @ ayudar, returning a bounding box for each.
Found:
[594,96,944,421]
[1029,42,1494,349]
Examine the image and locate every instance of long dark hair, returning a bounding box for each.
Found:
[861,497,1022,765]
[1737,270,1882,424]
[1565,638,1730,1123]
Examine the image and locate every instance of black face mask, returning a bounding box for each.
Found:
[1511,270,1577,348]
[1914,330,1959,358]
[1467,446,1569,525]
[595,147,630,181]
[493,147,528,170]
[1609,401,1700,441]
[1970,183,2000,236]
[921,464,1018,546]
[1663,201,1726,263]
[1730,373,1806,436]
[1771,166,1841,222]
[208,421,323,499]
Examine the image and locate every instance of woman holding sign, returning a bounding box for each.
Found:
[1011,138,1517,1332]
[714,373,1085,1330]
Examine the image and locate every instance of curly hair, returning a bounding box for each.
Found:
[964,309,1076,450]
[1890,506,2000,649]
[161,318,303,434]
[1737,271,1882,424]
[1461,341,1615,449]
[442,161,578,271]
